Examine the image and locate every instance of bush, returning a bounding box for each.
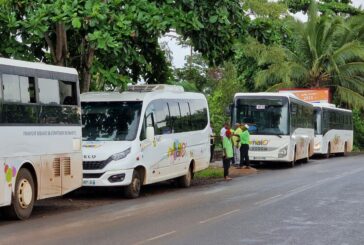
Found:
[353,109,364,150]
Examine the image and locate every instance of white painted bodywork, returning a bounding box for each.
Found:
[0,127,82,207]
[81,89,210,187]
[0,58,82,208]
[234,93,314,163]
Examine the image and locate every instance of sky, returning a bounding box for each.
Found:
[161,0,364,68]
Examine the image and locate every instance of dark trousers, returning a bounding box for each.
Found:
[223,157,232,177]
[240,144,250,167]
[210,143,215,162]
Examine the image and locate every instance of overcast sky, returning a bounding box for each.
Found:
[161,0,364,68]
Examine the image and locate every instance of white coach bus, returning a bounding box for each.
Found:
[231,93,314,167]
[81,85,210,198]
[313,103,353,157]
[0,58,82,219]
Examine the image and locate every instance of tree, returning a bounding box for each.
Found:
[244,3,364,108]
[285,0,363,16]
[0,0,248,92]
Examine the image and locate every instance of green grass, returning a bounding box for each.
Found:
[194,167,223,179]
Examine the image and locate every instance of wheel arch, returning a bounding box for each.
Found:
[134,165,147,185]
[18,162,38,201]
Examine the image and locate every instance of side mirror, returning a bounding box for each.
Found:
[225,103,233,116]
[146,126,155,141]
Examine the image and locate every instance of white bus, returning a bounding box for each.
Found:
[232,93,314,167]
[313,103,353,157]
[0,58,82,219]
[81,85,210,198]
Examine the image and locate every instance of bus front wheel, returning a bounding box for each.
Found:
[124,170,142,199]
[178,166,193,188]
[289,148,297,168]
[325,143,331,159]
[4,168,35,220]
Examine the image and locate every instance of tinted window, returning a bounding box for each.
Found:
[190,100,208,131]
[82,101,142,141]
[175,102,191,133]
[20,76,36,103]
[60,81,77,105]
[154,101,171,135]
[167,101,180,133]
[2,74,21,102]
[38,78,60,104]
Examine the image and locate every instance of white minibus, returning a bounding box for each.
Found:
[81,85,210,198]
[313,103,353,157]
[231,92,314,167]
[0,58,82,219]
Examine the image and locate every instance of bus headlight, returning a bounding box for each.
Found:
[111,148,131,161]
[278,146,288,158]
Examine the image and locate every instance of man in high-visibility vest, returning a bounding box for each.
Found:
[237,124,250,169]
[232,123,242,165]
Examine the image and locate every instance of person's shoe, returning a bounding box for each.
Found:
[224,176,232,181]
[236,166,242,169]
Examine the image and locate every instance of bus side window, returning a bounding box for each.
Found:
[2,74,21,102]
[154,100,171,135]
[140,103,155,141]
[60,81,77,105]
[38,78,60,104]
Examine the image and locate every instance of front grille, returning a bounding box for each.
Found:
[83,160,110,170]
[83,173,104,179]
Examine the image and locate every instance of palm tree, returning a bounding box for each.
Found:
[249,2,364,108]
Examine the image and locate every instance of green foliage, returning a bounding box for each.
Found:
[353,110,364,150]
[194,167,223,179]
[285,0,363,15]
[0,0,248,92]
[243,3,364,109]
[208,62,241,133]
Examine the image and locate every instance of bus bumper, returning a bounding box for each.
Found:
[82,168,134,187]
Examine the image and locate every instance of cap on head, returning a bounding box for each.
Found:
[226,130,232,137]
[244,124,249,129]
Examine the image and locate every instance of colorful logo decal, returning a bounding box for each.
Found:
[168,140,187,160]
[4,164,17,187]
[250,139,269,146]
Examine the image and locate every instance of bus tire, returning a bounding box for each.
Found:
[289,147,297,168]
[4,168,35,220]
[325,143,331,159]
[303,145,310,163]
[124,170,142,199]
[338,142,348,157]
[178,166,193,188]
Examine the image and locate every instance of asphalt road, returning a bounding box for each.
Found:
[1,154,364,245]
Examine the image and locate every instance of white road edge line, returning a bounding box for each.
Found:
[133,230,177,245]
[254,194,282,205]
[199,209,241,224]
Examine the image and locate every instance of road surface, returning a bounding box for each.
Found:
[1,154,364,245]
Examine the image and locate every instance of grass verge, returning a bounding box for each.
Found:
[194,166,223,179]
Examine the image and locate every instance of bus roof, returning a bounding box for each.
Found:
[312,102,352,113]
[0,58,78,75]
[81,90,206,102]
[234,92,299,99]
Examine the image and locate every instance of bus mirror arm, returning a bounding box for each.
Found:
[146,126,155,142]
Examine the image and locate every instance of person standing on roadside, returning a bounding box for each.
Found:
[220,122,229,141]
[209,125,216,162]
[222,130,234,180]
[238,124,251,169]
[232,123,242,166]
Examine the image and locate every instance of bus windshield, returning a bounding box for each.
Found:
[314,108,322,135]
[82,101,142,141]
[235,97,289,135]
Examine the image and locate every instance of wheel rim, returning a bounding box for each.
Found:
[18,179,32,209]
[133,178,141,194]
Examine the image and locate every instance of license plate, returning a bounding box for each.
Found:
[83,179,96,185]
[253,156,266,160]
